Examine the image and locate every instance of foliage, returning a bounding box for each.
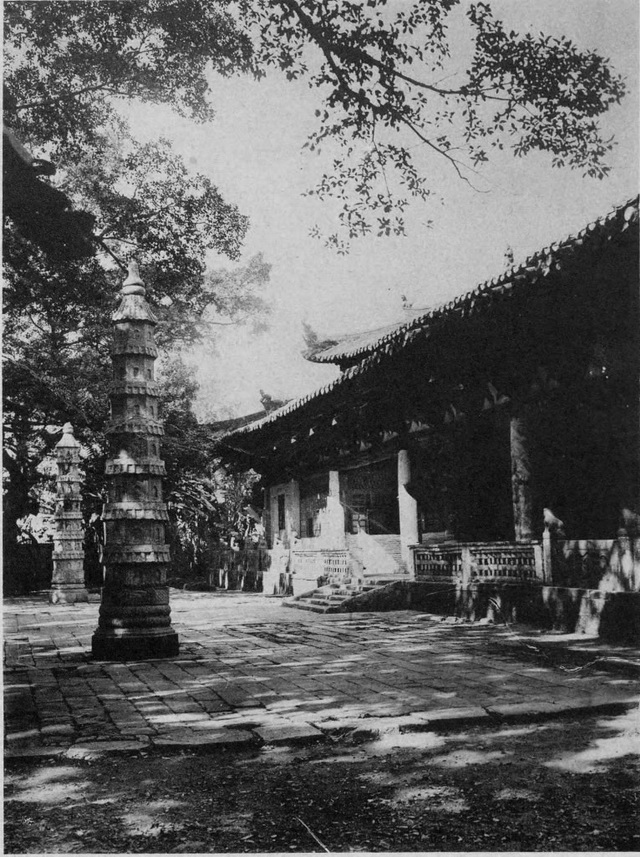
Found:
[204,253,272,335]
[2,228,112,546]
[301,320,340,358]
[3,2,272,548]
[156,355,262,574]
[3,0,254,156]
[168,466,261,577]
[5,1,626,255]
[238,0,625,250]
[2,207,269,550]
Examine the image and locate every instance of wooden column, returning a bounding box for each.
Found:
[510,412,534,541]
[263,487,271,548]
[398,449,419,572]
[285,479,300,547]
[329,469,340,500]
[320,470,345,548]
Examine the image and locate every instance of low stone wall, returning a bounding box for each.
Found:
[262,547,351,597]
[405,535,639,642]
[537,587,640,644]
[598,592,640,644]
[3,544,54,596]
[454,580,544,625]
[335,580,457,614]
[336,579,640,644]
[548,536,640,591]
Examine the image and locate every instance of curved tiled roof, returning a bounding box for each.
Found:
[306,309,433,364]
[229,196,638,438]
[309,197,639,365]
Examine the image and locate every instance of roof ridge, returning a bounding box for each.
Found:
[308,195,639,365]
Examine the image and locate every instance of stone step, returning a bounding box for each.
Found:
[284,548,412,613]
[284,576,408,614]
[282,599,327,613]
[301,582,345,596]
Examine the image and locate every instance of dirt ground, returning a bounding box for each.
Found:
[4,708,639,854]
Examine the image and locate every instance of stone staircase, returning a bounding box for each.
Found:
[348,532,406,578]
[284,533,408,614]
[367,534,404,568]
[282,574,402,613]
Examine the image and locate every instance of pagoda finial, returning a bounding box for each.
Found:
[113,257,157,322]
[56,421,80,449]
[121,259,146,298]
[124,260,143,287]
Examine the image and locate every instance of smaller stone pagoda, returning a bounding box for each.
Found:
[49,423,89,604]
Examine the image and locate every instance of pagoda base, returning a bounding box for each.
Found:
[50,587,89,605]
[91,629,179,661]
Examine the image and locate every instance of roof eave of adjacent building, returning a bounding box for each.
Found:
[225,194,638,441]
[308,195,639,366]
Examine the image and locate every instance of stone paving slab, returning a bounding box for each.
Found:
[4,590,639,759]
[253,723,324,744]
[153,729,256,749]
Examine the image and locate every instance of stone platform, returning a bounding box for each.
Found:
[4,590,639,758]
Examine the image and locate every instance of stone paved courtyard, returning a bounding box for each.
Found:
[4,591,639,757]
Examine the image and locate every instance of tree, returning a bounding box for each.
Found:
[1,122,270,512]
[2,238,113,555]
[154,355,261,579]
[2,226,270,561]
[3,1,626,559]
[3,0,274,550]
[3,1,253,154]
[5,2,625,252]
[242,0,626,249]
[168,465,262,581]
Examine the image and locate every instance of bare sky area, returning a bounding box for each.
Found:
[123,0,639,421]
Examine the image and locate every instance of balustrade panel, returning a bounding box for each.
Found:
[413,541,541,582]
[414,546,463,579]
[290,549,350,582]
[471,545,539,580]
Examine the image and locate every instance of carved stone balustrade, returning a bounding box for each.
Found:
[413,541,543,583]
[288,548,351,596]
[413,545,463,579]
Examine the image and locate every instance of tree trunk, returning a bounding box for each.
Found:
[3,449,33,548]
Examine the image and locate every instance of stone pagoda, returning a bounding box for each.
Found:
[91,261,179,660]
[49,423,89,604]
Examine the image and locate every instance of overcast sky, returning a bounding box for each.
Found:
[126,0,639,421]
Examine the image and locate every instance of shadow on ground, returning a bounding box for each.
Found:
[5,708,639,853]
